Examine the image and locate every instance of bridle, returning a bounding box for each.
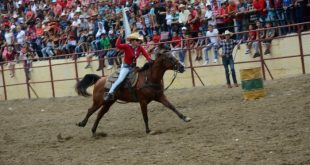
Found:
[142,52,182,91]
[164,55,182,91]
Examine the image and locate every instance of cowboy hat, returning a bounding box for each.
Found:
[179,4,186,8]
[126,32,144,41]
[223,30,233,36]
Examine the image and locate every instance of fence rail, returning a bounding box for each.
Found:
[0,22,310,100]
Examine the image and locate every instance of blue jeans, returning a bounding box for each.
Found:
[235,20,243,40]
[108,63,132,94]
[41,46,54,58]
[178,49,186,63]
[275,9,287,35]
[222,56,237,84]
[204,42,218,61]
[107,50,117,65]
[91,40,100,55]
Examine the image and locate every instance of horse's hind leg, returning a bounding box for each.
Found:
[157,95,191,122]
[77,101,102,127]
[91,101,114,136]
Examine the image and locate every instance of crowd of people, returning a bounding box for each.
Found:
[0,0,309,78]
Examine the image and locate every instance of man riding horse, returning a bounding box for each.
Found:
[104,30,153,101]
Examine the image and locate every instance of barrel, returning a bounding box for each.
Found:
[240,67,266,100]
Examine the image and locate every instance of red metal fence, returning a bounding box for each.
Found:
[0,22,309,100]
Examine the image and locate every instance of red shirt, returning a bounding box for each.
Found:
[248,31,257,41]
[171,36,182,47]
[220,7,232,23]
[189,10,200,32]
[116,37,151,65]
[253,0,266,16]
[152,35,161,43]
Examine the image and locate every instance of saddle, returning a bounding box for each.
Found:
[104,68,139,90]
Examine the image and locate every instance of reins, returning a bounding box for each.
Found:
[164,65,178,91]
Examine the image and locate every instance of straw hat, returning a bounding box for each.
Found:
[126,32,144,41]
[223,30,233,36]
[179,4,186,8]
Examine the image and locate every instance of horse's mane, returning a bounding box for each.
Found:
[138,49,170,72]
[138,61,153,72]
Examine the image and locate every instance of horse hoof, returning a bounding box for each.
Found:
[76,122,85,127]
[148,131,157,135]
[183,116,192,122]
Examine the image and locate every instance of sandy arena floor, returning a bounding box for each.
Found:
[0,75,310,165]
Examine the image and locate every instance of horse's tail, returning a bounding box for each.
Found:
[75,74,101,97]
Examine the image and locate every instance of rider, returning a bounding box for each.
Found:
[104,30,153,101]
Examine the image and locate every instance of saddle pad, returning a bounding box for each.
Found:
[104,68,139,90]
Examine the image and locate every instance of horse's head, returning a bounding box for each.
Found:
[155,49,185,73]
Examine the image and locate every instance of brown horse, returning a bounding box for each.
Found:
[75,49,191,136]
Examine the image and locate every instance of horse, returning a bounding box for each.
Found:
[75,49,191,136]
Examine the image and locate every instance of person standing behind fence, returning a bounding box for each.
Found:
[218,30,242,88]
[6,45,17,78]
[204,24,219,65]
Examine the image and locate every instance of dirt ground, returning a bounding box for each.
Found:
[0,74,310,165]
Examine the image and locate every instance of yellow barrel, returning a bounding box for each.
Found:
[240,67,266,100]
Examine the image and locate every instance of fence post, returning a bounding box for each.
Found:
[187,40,196,87]
[25,63,31,99]
[1,65,7,100]
[74,56,79,82]
[297,24,306,74]
[48,58,55,97]
[258,30,266,80]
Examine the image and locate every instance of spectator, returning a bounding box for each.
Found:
[204,24,219,64]
[218,30,241,88]
[236,0,248,40]
[20,42,35,79]
[253,0,267,25]
[283,0,295,33]
[179,26,188,65]
[194,31,205,61]
[204,4,214,28]
[97,32,110,71]
[253,20,265,58]
[178,4,190,27]
[170,7,180,34]
[265,0,276,25]
[187,5,200,38]
[213,0,225,34]
[154,1,167,32]
[274,0,287,35]
[152,30,161,43]
[6,45,17,78]
[245,24,258,55]
[4,27,14,46]
[74,29,88,59]
[170,31,182,59]
[41,35,55,58]
[263,21,275,54]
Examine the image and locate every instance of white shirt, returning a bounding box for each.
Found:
[178,10,190,24]
[166,14,173,26]
[204,10,215,25]
[4,32,14,45]
[206,29,219,43]
[16,30,26,45]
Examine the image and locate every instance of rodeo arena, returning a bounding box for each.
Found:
[1,0,310,164]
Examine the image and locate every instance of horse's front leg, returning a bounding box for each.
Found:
[157,95,191,122]
[139,101,152,134]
